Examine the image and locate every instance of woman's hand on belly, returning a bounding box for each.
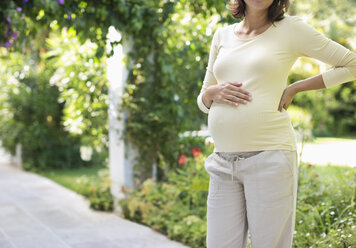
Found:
[205,81,253,107]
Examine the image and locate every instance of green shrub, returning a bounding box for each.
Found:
[119,140,212,248]
[76,167,114,211]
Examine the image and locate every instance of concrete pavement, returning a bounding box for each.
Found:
[0,150,189,248]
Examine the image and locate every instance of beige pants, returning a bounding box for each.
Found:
[204,149,299,248]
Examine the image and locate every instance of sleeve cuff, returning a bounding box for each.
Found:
[321,68,356,89]
[197,92,210,114]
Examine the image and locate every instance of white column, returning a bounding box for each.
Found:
[107,26,138,215]
[14,143,22,169]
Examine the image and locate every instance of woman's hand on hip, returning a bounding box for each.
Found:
[278,84,298,112]
[206,82,252,107]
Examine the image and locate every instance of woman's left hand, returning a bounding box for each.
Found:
[278,84,298,112]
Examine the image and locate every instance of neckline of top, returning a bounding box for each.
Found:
[232,17,286,41]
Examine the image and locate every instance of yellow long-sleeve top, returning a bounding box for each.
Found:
[197,15,356,152]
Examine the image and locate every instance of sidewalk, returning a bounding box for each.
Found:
[0,154,189,248]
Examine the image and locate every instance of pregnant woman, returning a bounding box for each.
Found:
[196,0,356,247]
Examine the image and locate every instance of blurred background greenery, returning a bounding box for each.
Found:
[0,0,355,247]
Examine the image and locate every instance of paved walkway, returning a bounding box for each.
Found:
[0,152,189,248]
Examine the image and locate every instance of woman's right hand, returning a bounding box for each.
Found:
[203,81,252,108]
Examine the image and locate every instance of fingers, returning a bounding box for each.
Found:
[278,91,285,112]
[230,90,252,102]
[219,81,253,107]
[229,82,251,96]
[223,98,239,107]
[278,101,288,112]
[227,82,252,103]
[229,81,243,86]
[225,94,249,105]
[278,101,283,112]
[223,99,239,107]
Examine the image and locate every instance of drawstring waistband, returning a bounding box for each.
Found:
[230,155,247,182]
[215,151,263,182]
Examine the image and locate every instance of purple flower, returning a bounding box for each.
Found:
[6,17,11,22]
[5,41,12,48]
[23,0,29,2]
[58,0,64,4]
[13,32,19,39]
[17,7,22,12]
[66,14,71,20]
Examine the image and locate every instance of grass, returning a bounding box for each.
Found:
[38,164,114,212]
[38,164,104,194]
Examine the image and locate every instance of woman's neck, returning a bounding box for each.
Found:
[241,9,271,32]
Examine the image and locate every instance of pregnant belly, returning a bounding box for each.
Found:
[207,101,294,150]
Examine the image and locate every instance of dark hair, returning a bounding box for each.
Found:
[226,0,290,24]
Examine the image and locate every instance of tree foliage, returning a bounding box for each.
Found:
[0,0,231,182]
[0,0,355,181]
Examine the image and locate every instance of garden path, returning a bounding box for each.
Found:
[0,149,189,248]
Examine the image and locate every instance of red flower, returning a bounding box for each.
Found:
[307,163,313,168]
[91,188,96,193]
[178,154,188,165]
[191,147,202,157]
